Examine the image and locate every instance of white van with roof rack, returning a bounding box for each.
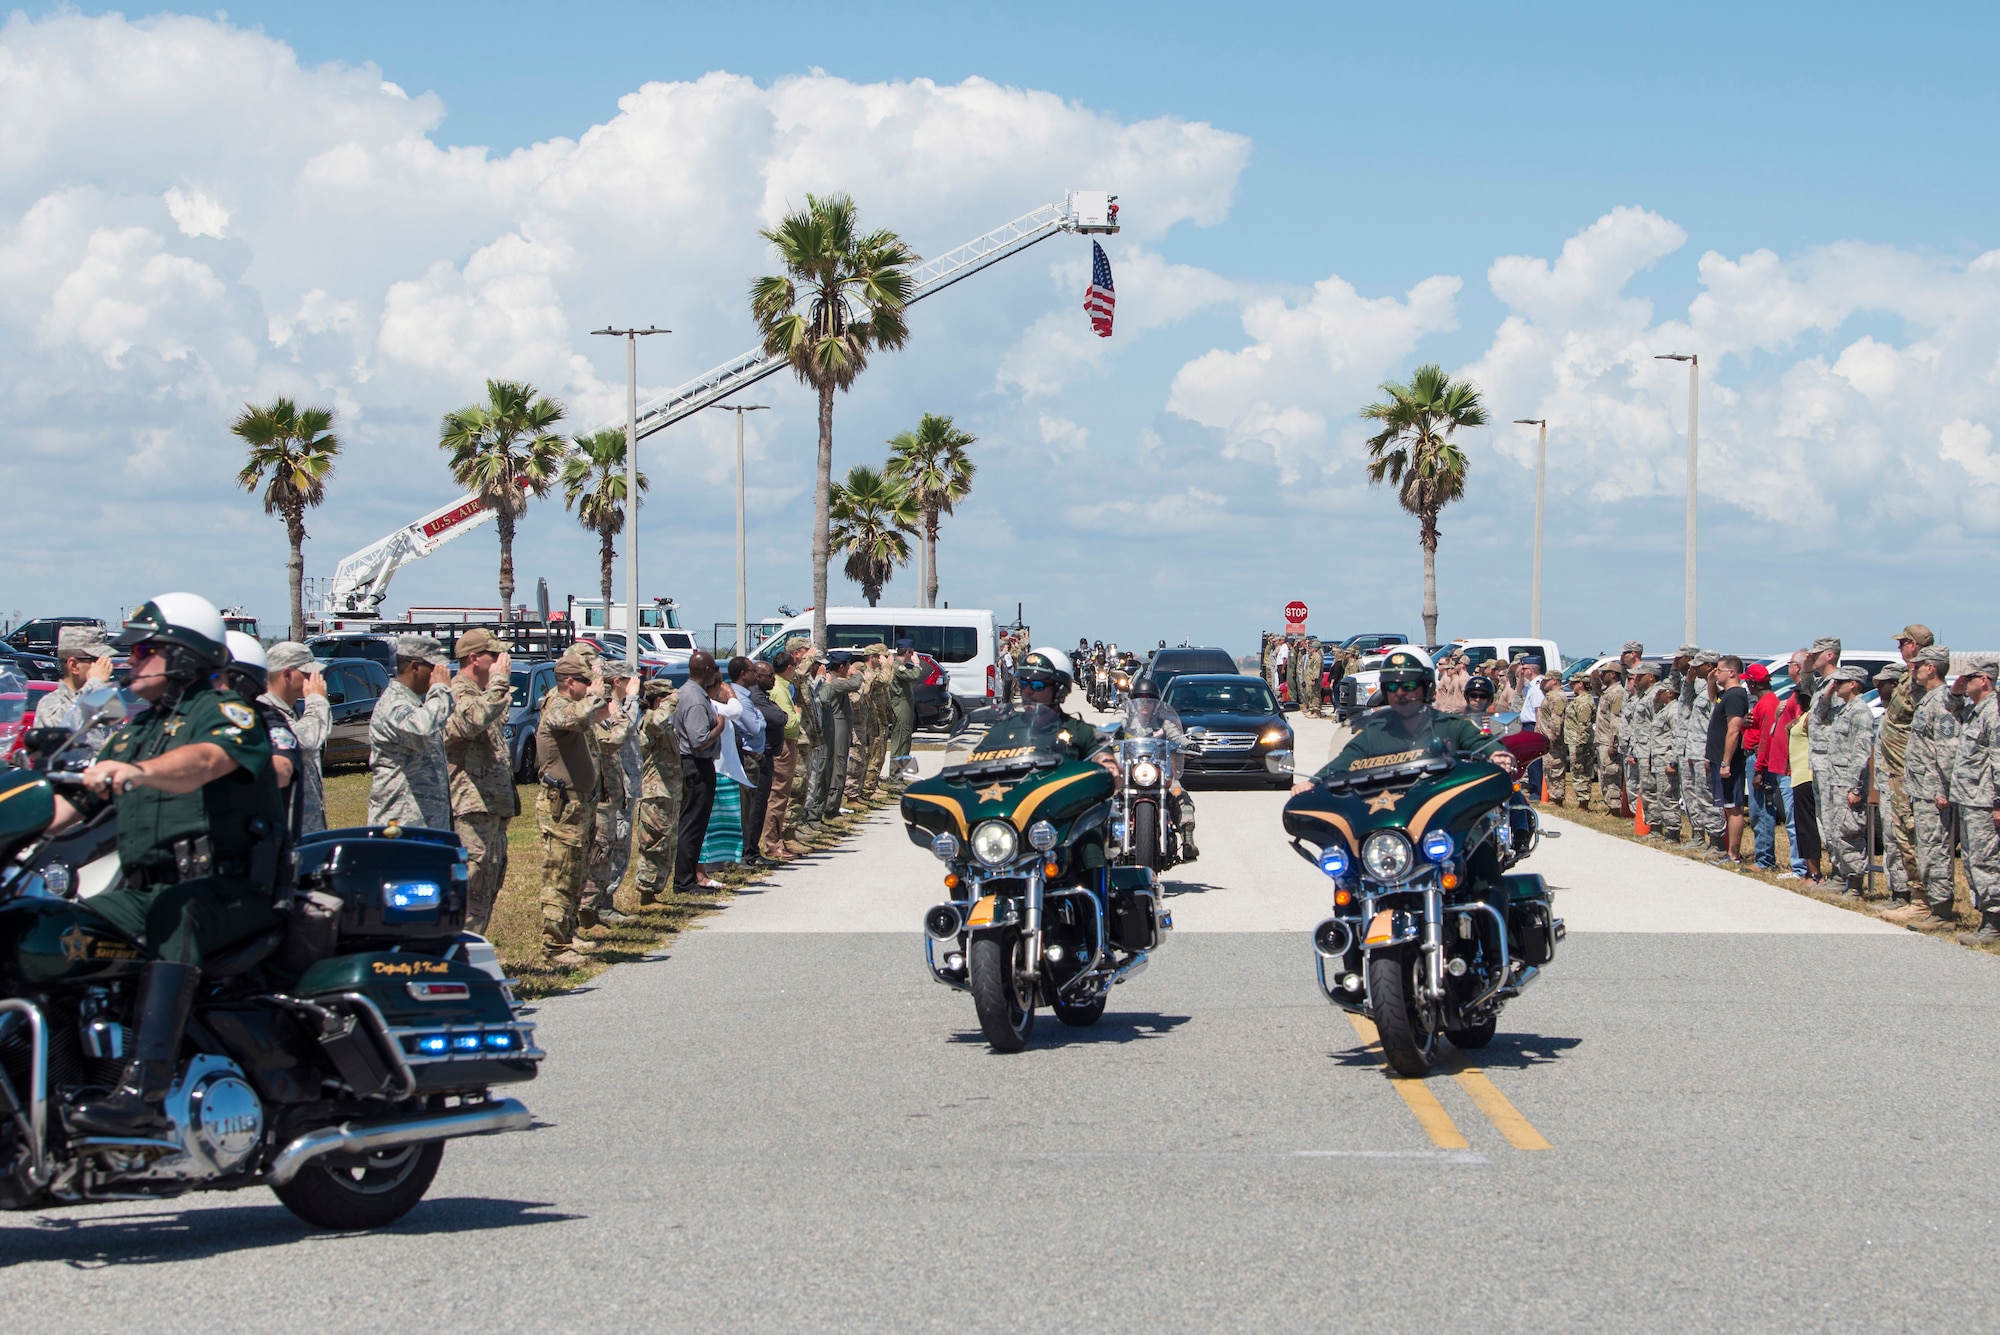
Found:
[754,607,999,711]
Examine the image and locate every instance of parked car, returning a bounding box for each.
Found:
[1160,674,1295,788]
[575,635,690,687]
[914,652,955,730]
[316,657,392,769]
[5,616,104,653]
[306,633,396,673]
[0,644,62,682]
[1135,646,1239,697]
[508,660,560,782]
[1338,632,1408,654]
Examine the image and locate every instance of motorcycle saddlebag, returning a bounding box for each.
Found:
[293,826,468,943]
[1108,866,1158,952]
[295,951,537,1093]
[1502,873,1557,967]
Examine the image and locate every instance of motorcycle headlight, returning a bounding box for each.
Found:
[1132,760,1162,788]
[1420,829,1455,863]
[1360,830,1415,883]
[971,820,1019,867]
[1027,820,1058,851]
[930,832,960,861]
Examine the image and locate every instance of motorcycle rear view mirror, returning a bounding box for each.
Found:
[1264,749,1295,776]
[894,754,920,782]
[78,683,128,725]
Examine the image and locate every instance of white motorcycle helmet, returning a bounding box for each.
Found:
[223,629,269,694]
[1019,647,1076,702]
[112,591,230,693]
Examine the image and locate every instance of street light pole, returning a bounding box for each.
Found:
[1656,353,1699,644]
[714,404,769,655]
[1514,418,1547,637]
[592,326,667,667]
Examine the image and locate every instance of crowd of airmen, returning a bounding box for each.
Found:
[345,629,926,968]
[1257,633,1350,717]
[1529,629,2000,945]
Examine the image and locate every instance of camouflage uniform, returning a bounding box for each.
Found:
[809,662,862,822]
[1823,678,1879,885]
[1681,661,1722,840]
[1875,666,1919,901]
[1648,689,1685,841]
[1904,669,1962,919]
[367,676,453,829]
[583,681,637,922]
[1594,676,1625,812]
[443,667,516,935]
[1300,641,1325,717]
[1949,686,2000,922]
[791,658,822,831]
[1537,678,1569,802]
[1563,683,1597,800]
[536,665,605,957]
[1626,673,1659,822]
[632,683,682,904]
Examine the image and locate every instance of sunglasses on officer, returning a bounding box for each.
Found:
[127,642,162,663]
[1382,680,1425,696]
[1021,678,1055,692]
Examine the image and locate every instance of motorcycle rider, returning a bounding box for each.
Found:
[1012,647,1103,762]
[1117,677,1199,861]
[1296,648,1516,790]
[45,592,287,1136]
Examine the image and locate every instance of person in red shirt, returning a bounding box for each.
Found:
[1745,663,1784,870]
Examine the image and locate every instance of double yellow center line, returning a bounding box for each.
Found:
[1345,1014,1552,1152]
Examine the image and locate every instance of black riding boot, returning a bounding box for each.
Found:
[68,961,199,1135]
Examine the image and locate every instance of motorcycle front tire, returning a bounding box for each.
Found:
[1132,802,1160,871]
[1368,948,1440,1077]
[968,927,1035,1052]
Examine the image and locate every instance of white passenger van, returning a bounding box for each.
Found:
[754,607,999,710]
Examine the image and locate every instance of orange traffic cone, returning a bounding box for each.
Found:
[1633,794,1650,836]
[1540,771,1549,802]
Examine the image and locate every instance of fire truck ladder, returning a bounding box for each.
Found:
[603,189,1120,442]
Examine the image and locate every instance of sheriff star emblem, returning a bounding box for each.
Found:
[1364,790,1400,814]
[976,783,1007,804]
[59,926,91,962]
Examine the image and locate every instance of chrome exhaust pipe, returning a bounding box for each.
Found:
[266,1097,531,1186]
[923,902,963,942]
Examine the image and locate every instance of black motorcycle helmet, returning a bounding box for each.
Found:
[1129,678,1160,700]
[1377,648,1436,705]
[1465,674,1497,707]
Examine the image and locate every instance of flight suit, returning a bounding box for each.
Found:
[887,656,920,780]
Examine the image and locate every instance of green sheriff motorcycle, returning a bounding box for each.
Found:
[0,688,541,1228]
[902,703,1170,1052]
[1277,731,1563,1076]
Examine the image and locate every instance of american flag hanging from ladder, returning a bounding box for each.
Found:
[1084,241,1115,338]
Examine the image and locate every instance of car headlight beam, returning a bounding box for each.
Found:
[970,820,1020,867]
[1360,830,1416,883]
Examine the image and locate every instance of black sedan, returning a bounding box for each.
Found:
[1160,674,1295,788]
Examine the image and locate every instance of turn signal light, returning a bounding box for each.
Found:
[943,873,960,891]
[1043,861,1059,877]
[1334,888,1352,907]
[1441,873,1460,890]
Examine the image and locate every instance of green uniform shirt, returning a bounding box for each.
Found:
[99,684,281,874]
[1318,706,1501,780]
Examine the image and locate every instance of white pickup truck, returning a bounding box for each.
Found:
[1337,637,1562,721]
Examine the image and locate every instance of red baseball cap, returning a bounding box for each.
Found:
[1742,662,1770,683]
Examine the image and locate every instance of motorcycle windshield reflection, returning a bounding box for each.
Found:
[943,702,1071,777]
[1120,698,1183,740]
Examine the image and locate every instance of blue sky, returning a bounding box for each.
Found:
[6,3,1997,658]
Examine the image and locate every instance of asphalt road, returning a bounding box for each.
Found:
[9,707,2000,1331]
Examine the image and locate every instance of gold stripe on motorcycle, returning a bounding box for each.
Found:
[1405,775,1505,844]
[1010,770,1099,831]
[904,792,968,838]
[1293,808,1357,849]
[0,782,45,807]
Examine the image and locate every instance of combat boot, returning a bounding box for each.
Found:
[1839,874,1867,901]
[1880,900,1930,923]
[1957,911,2000,947]
[595,907,634,927]
[67,961,199,1136]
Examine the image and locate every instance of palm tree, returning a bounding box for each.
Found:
[439,380,569,624]
[828,464,918,607]
[885,412,976,608]
[1360,363,1488,645]
[749,193,918,646]
[561,427,650,620]
[232,397,340,641]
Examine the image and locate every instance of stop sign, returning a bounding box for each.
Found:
[1283,600,1308,628]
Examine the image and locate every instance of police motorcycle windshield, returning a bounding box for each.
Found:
[943,702,1071,773]
[1120,696,1182,740]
